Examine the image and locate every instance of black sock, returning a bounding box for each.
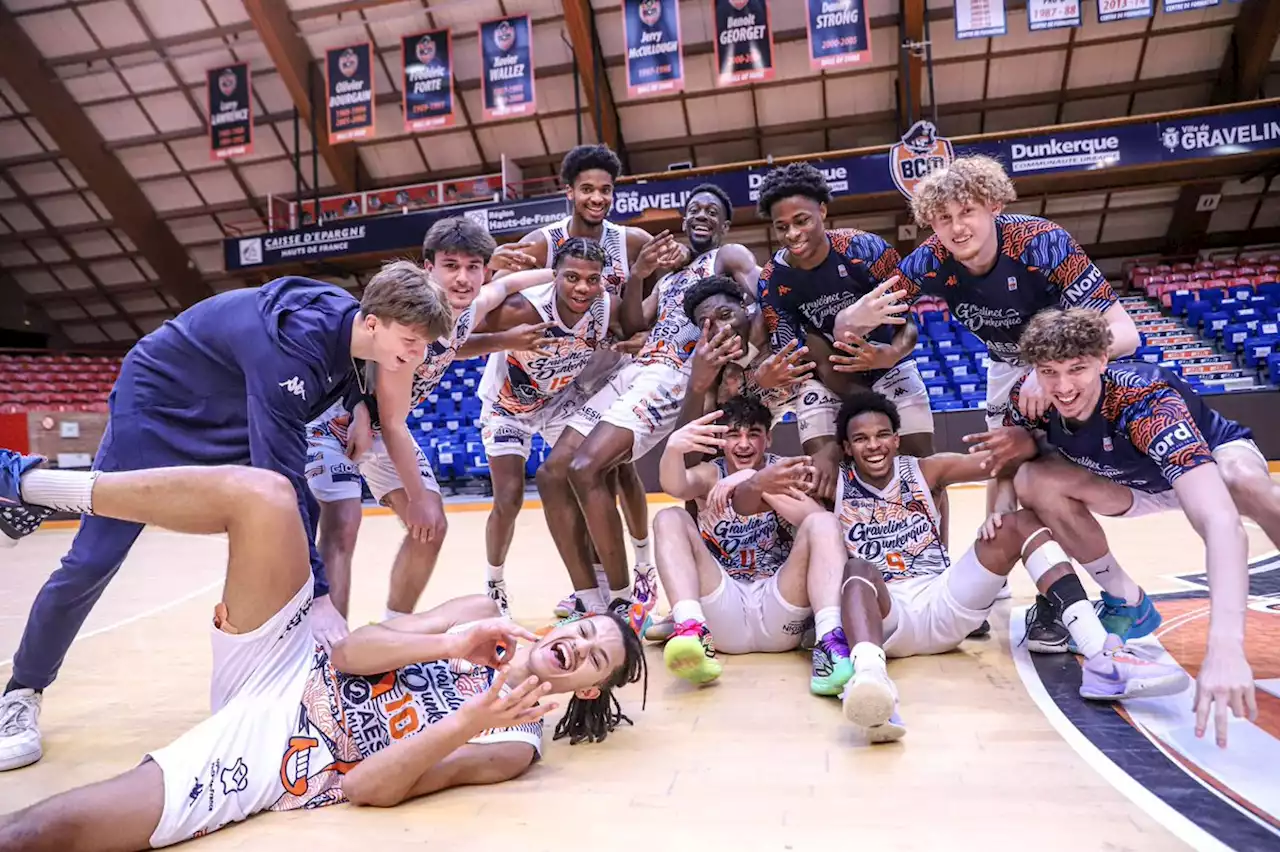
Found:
[5,677,39,695]
[1045,573,1088,613]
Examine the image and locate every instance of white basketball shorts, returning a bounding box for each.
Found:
[565,361,688,461]
[881,546,1004,658]
[306,431,440,504]
[701,570,812,655]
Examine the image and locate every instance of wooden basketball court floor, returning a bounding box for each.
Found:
[1,484,1276,851]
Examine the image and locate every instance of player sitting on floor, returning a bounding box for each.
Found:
[0,451,645,851]
[983,307,1267,747]
[832,392,1190,743]
[654,396,852,694]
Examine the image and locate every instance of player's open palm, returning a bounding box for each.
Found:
[461,669,557,733]
[489,240,540,273]
[690,320,743,392]
[635,230,679,279]
[451,618,539,669]
[833,277,909,340]
[754,340,815,388]
[668,410,727,457]
[506,321,556,357]
[706,467,757,515]
[1194,644,1257,748]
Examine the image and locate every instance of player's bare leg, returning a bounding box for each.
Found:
[567,423,636,601]
[653,507,727,683]
[484,454,527,614]
[315,498,362,617]
[382,488,446,617]
[536,432,600,602]
[1216,443,1280,548]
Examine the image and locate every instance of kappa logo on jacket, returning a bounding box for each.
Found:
[279,377,307,400]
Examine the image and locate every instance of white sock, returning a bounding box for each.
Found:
[1062,600,1108,659]
[608,586,631,604]
[486,562,504,583]
[671,599,705,625]
[814,606,841,641]
[631,535,652,565]
[1081,552,1143,606]
[851,641,887,673]
[578,586,608,613]
[384,608,411,621]
[19,469,99,515]
[592,563,609,591]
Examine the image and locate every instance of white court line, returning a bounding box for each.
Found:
[0,579,222,670]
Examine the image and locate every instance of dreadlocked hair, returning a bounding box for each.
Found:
[551,610,648,746]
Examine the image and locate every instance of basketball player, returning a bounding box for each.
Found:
[0,451,645,849]
[473,237,614,614]
[985,308,1267,748]
[486,144,675,616]
[755,162,935,503]
[0,263,451,773]
[537,187,762,630]
[305,218,552,624]
[832,392,1190,743]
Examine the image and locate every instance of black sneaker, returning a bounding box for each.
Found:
[1023,594,1069,654]
[1,451,53,549]
[966,620,991,639]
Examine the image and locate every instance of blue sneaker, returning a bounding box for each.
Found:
[1067,590,1162,653]
[0,450,53,547]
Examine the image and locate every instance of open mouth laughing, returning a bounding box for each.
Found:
[545,638,574,672]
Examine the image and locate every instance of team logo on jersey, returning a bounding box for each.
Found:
[889,120,955,200]
[1012,554,1280,850]
[1007,275,1018,291]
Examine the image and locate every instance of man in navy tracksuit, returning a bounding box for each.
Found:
[0,260,452,771]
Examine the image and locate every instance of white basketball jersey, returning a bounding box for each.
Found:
[697,454,792,583]
[636,247,721,371]
[410,305,475,410]
[479,282,611,416]
[836,455,947,583]
[539,216,631,297]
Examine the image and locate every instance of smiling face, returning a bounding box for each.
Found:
[567,168,615,227]
[364,316,429,372]
[425,250,487,313]
[684,192,729,255]
[769,195,827,268]
[722,420,768,474]
[928,199,1001,272]
[1033,355,1108,422]
[525,614,626,695]
[555,255,605,318]
[843,410,900,483]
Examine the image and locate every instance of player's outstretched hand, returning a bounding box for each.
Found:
[506,321,556,357]
[310,595,351,651]
[808,439,841,503]
[612,329,649,356]
[833,277,909,341]
[450,617,539,670]
[634,230,680,280]
[1194,643,1257,749]
[667,410,728,457]
[1016,369,1053,421]
[753,340,815,389]
[979,512,1004,541]
[689,320,744,393]
[489,240,540,273]
[830,338,895,374]
[705,467,757,516]
[754,456,817,496]
[962,426,1038,474]
[460,668,557,733]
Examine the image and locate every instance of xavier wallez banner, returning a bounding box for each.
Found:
[480,15,537,120]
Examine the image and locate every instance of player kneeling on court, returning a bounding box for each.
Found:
[833,392,1189,743]
[653,396,851,694]
[0,451,644,851]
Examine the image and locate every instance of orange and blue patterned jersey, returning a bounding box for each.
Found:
[697,455,795,583]
[758,230,903,378]
[1005,362,1251,494]
[895,214,1116,364]
[634,247,722,371]
[835,455,948,583]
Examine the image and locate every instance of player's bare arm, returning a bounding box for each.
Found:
[1101,301,1141,359]
[455,268,556,357]
[658,410,727,500]
[488,232,548,278]
[619,229,679,336]
[370,361,439,542]
[715,242,762,298]
[730,456,817,516]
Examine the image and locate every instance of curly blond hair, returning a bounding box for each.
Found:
[1019,308,1112,365]
[910,155,1017,228]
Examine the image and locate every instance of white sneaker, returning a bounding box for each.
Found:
[841,665,898,730]
[486,579,509,617]
[0,689,43,771]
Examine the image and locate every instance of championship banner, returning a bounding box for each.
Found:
[954,0,1007,39]
[805,0,872,70]
[1097,0,1153,23]
[480,15,536,120]
[622,0,684,98]
[402,30,455,132]
[206,62,252,160]
[714,0,775,87]
[1027,0,1081,31]
[325,43,375,145]
[1162,0,1219,12]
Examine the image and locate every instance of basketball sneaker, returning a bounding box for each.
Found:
[645,612,675,643]
[553,592,579,619]
[1067,591,1162,653]
[631,564,659,623]
[486,579,509,617]
[607,596,652,639]
[841,663,898,730]
[1078,635,1190,701]
[663,620,722,684]
[1023,594,1070,654]
[0,688,42,771]
[0,451,53,548]
[866,709,907,744]
[810,628,854,696]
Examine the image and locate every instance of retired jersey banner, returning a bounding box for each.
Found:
[715,0,775,86]
[805,0,872,69]
[954,0,1007,39]
[622,0,684,98]
[1162,0,1219,12]
[1027,0,1081,31]
[480,15,536,120]
[1097,0,1153,22]
[402,30,455,132]
[206,63,252,160]
[325,43,375,144]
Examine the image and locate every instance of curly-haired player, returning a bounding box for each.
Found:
[980,308,1271,748]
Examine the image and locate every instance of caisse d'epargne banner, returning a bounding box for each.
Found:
[1027,0,1082,31]
[622,0,685,98]
[954,0,1008,39]
[207,62,252,160]
[402,30,455,132]
[715,0,775,86]
[325,43,375,145]
[805,0,872,70]
[480,15,537,120]
[1097,0,1153,23]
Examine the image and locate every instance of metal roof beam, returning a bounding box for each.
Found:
[562,0,622,154]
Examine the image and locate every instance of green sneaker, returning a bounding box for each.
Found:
[810,628,854,696]
[663,620,723,684]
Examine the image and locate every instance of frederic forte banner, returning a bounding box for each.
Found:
[207,62,252,160]
[402,30,455,132]
[325,43,376,144]
[715,0,775,86]
[480,15,537,120]
[622,0,685,98]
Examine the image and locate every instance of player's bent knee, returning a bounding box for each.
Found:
[238,468,297,518]
[567,453,605,489]
[843,556,878,581]
[654,505,695,537]
[797,510,841,541]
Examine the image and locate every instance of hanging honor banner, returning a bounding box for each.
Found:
[1097,0,1153,23]
[480,15,537,120]
[622,0,685,98]
[1162,0,1219,12]
[325,43,375,144]
[1027,0,1081,31]
[954,0,1008,39]
[714,0,775,86]
[805,0,872,69]
[207,63,252,160]
[402,30,455,132]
